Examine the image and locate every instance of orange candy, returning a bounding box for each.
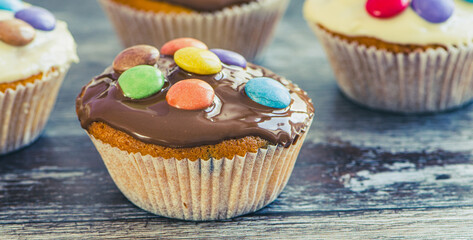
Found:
[166,79,215,110]
[160,38,208,56]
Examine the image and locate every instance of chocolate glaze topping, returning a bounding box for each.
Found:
[76,56,314,148]
[161,0,254,11]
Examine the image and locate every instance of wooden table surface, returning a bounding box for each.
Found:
[2,0,473,239]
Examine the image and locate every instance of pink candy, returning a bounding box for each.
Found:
[160,38,208,56]
[166,79,215,110]
[366,0,409,18]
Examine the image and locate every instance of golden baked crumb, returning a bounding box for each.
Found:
[318,24,446,54]
[0,68,56,93]
[88,122,270,161]
[111,0,194,14]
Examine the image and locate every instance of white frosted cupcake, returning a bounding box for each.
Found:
[0,3,78,154]
[304,0,473,113]
[98,0,289,61]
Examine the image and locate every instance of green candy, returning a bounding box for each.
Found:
[118,65,165,99]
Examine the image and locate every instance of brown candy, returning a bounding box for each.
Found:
[113,45,160,74]
[0,19,36,47]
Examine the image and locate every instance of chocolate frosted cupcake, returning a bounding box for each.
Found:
[76,38,314,221]
[0,2,78,154]
[98,0,289,61]
[304,0,473,113]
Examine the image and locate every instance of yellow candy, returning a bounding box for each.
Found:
[174,47,222,75]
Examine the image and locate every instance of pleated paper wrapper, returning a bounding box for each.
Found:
[99,0,289,61]
[310,23,473,113]
[88,130,309,221]
[0,66,70,155]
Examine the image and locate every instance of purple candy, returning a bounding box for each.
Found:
[14,7,56,31]
[411,0,454,23]
[210,49,247,68]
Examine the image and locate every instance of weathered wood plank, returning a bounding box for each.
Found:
[2,207,473,239]
[1,137,472,224]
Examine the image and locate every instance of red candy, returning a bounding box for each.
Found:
[366,0,409,19]
[166,79,215,110]
[160,38,208,56]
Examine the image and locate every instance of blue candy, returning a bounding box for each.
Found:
[245,77,291,109]
[210,48,247,68]
[411,0,454,23]
[0,0,23,11]
[15,7,56,31]
[465,0,473,2]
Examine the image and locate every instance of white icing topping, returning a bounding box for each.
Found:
[303,0,473,46]
[0,10,78,83]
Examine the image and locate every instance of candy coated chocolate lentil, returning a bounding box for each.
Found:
[210,48,247,68]
[160,38,208,55]
[0,0,23,11]
[174,47,222,75]
[113,45,160,74]
[411,0,455,23]
[0,19,35,46]
[245,77,291,109]
[166,79,215,110]
[365,0,409,18]
[118,65,165,100]
[15,7,56,31]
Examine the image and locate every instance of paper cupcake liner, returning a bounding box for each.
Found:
[0,66,70,155]
[99,0,289,61]
[88,129,309,221]
[310,23,473,113]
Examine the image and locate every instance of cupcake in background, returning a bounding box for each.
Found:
[76,38,314,221]
[304,0,473,113]
[0,0,78,154]
[98,0,289,61]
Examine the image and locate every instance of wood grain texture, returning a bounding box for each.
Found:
[1,0,473,239]
[2,207,473,239]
